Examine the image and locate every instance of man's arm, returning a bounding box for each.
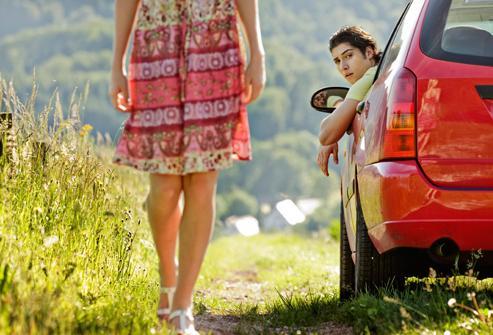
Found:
[319,66,376,145]
[318,99,359,145]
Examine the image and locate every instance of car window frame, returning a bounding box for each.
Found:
[374,2,412,81]
[420,0,493,67]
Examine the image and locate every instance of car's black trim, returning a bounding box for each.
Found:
[374,2,412,80]
[476,85,493,99]
[420,0,493,67]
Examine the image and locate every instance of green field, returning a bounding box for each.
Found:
[1,79,493,334]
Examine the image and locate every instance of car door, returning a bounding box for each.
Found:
[346,0,422,235]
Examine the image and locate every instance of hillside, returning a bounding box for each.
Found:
[0,0,406,219]
[0,0,406,135]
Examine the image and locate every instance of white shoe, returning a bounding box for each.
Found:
[157,286,175,321]
[169,308,199,335]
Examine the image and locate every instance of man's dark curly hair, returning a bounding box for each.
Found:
[329,26,382,64]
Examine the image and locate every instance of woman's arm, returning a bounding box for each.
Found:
[109,0,140,112]
[236,0,266,104]
[318,98,359,145]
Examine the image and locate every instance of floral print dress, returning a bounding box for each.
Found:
[113,0,251,174]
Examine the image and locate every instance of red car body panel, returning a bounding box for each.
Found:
[406,25,493,189]
[343,0,493,256]
[357,161,493,254]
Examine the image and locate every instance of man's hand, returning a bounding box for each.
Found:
[316,143,339,176]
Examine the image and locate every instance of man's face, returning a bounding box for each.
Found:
[331,42,375,85]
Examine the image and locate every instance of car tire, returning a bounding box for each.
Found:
[355,194,403,293]
[339,201,355,301]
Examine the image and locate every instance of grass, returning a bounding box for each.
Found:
[201,233,339,291]
[1,77,493,334]
[197,233,493,334]
[207,267,493,334]
[339,277,493,334]
[193,232,342,334]
[0,77,157,334]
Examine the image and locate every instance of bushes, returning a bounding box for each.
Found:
[217,188,259,220]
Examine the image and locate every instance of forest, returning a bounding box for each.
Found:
[0,0,405,225]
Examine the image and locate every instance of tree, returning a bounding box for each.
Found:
[221,189,259,219]
[248,87,288,140]
[0,0,406,222]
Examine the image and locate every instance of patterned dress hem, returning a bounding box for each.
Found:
[112,148,243,175]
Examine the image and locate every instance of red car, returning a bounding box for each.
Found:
[312,0,493,299]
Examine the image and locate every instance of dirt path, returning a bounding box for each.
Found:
[194,269,353,335]
[196,314,353,335]
[195,314,353,335]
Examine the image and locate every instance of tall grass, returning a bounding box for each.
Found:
[232,275,493,334]
[2,75,493,335]
[0,76,159,334]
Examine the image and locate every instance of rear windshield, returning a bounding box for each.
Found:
[421,0,493,67]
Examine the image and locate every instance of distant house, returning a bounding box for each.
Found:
[262,198,321,231]
[296,198,322,216]
[223,215,260,236]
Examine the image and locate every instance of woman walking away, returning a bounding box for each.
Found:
[109,0,265,333]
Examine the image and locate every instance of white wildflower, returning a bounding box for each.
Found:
[140,239,154,250]
[43,235,59,248]
[447,298,457,307]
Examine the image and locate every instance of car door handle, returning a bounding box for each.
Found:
[476,85,493,99]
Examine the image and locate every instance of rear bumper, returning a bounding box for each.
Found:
[357,160,493,254]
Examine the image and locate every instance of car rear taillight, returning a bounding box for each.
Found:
[381,68,416,159]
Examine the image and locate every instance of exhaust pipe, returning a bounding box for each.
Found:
[429,239,459,265]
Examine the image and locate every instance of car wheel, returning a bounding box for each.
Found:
[339,201,355,301]
[355,194,403,293]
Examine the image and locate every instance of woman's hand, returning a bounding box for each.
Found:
[109,69,131,112]
[244,54,266,104]
[236,0,265,104]
[316,143,339,176]
[110,0,140,112]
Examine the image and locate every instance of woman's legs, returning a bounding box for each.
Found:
[172,171,219,312]
[147,174,182,311]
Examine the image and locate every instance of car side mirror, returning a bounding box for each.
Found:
[310,87,349,113]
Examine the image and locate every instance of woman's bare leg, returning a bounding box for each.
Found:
[147,173,182,311]
[171,171,219,314]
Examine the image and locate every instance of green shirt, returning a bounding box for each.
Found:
[346,66,377,102]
